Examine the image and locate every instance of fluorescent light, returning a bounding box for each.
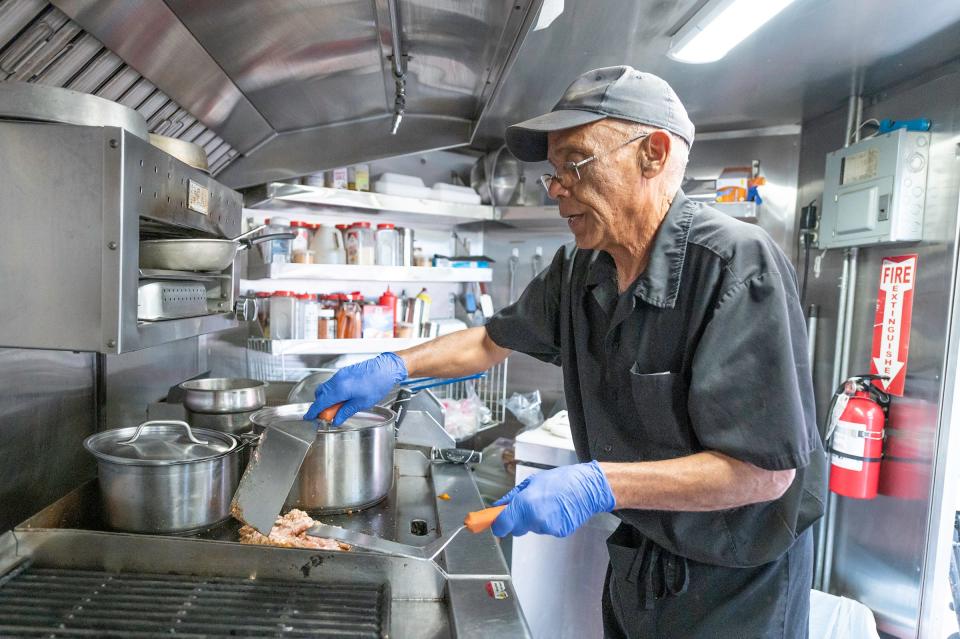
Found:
[667,0,798,64]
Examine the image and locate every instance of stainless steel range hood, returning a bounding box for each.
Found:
[34,0,542,188]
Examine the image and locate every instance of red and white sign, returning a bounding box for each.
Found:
[870,254,918,396]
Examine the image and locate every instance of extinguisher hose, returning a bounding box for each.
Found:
[822,380,849,445]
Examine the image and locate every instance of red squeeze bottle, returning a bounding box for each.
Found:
[378,287,398,335]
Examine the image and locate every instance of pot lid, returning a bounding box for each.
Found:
[84,420,237,466]
[251,403,395,433]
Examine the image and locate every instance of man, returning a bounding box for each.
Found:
[306,65,825,638]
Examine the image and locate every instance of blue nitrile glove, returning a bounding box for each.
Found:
[491,460,615,538]
[303,352,408,425]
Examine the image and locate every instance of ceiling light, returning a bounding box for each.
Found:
[667,0,798,64]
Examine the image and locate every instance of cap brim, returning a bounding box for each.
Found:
[505,109,607,162]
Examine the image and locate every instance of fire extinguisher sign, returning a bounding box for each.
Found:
[870,254,919,396]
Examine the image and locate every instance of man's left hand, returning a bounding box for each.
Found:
[491,460,616,538]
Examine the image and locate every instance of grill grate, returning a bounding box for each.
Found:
[0,565,390,638]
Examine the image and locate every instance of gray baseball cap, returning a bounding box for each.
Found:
[505,65,695,162]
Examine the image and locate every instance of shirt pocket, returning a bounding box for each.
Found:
[628,366,695,456]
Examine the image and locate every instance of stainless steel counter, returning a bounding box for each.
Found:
[0,449,529,638]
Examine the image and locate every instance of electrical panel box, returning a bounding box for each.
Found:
[817,128,930,248]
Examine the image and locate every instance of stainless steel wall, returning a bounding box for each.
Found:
[0,348,96,532]
[0,337,205,533]
[797,62,960,637]
[687,132,802,260]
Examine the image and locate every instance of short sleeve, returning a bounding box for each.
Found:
[484,247,565,366]
[688,270,820,471]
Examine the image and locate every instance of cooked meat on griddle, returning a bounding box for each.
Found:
[239,508,349,551]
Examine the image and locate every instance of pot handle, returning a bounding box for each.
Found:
[431,447,482,464]
[239,232,297,250]
[119,420,209,445]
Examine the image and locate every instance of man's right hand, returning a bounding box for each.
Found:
[303,352,408,425]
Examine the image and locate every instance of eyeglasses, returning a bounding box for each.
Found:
[539,132,649,193]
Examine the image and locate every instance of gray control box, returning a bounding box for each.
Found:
[818,128,930,248]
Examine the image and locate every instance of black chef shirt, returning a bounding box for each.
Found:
[486,190,825,567]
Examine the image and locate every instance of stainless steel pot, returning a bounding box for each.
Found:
[186,408,258,435]
[250,404,396,513]
[179,377,268,414]
[139,226,295,272]
[83,420,244,534]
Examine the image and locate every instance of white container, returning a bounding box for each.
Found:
[372,181,433,199]
[345,222,375,266]
[375,223,399,266]
[270,292,297,339]
[310,224,345,264]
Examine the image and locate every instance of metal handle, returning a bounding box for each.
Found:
[241,232,297,248]
[231,224,267,242]
[403,373,485,393]
[119,420,209,445]
[431,447,482,464]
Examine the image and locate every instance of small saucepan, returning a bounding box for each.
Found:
[139,225,295,272]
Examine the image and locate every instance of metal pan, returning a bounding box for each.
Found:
[148,134,208,172]
[179,377,268,414]
[139,226,295,272]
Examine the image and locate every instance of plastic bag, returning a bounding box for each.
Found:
[441,381,483,440]
[503,390,544,431]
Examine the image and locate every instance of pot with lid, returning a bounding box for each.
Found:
[84,420,245,534]
[250,404,396,513]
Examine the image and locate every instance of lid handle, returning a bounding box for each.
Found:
[119,420,209,445]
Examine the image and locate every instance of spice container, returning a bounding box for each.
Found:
[318,309,336,339]
[291,221,311,254]
[345,222,375,266]
[412,246,427,267]
[375,223,399,266]
[336,292,363,338]
[270,291,297,339]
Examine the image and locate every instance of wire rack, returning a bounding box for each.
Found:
[245,338,509,428]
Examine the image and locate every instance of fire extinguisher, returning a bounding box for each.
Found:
[825,375,890,499]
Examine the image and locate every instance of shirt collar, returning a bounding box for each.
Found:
[584,190,695,309]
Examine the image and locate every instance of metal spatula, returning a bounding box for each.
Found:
[306,505,506,561]
[230,403,341,534]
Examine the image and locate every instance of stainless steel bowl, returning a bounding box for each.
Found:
[250,403,397,513]
[179,378,268,414]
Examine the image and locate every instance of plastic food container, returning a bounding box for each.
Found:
[345,222,375,266]
[375,223,399,266]
[270,291,297,339]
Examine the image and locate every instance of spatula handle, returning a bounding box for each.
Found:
[318,402,344,423]
[464,505,506,533]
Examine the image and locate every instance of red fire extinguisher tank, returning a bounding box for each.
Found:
[828,383,888,499]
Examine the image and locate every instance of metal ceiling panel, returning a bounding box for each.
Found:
[52,0,274,153]
[474,0,960,146]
